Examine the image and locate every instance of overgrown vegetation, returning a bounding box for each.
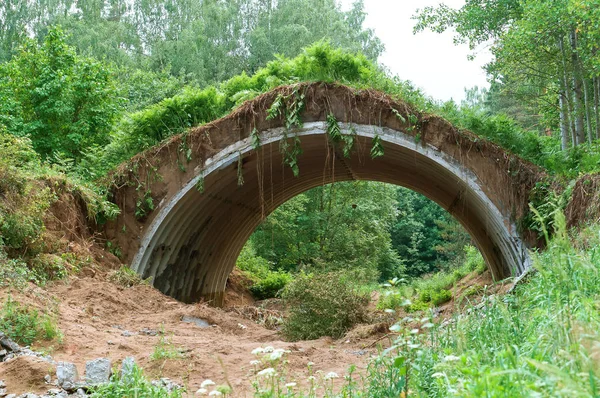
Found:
[371,213,600,396]
[377,245,486,312]
[0,129,117,287]
[1,1,600,396]
[0,297,61,346]
[108,266,151,288]
[90,363,184,397]
[281,272,369,341]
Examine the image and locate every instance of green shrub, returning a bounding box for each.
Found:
[236,243,272,281]
[249,271,291,300]
[0,297,60,345]
[419,289,432,303]
[406,299,431,313]
[377,290,406,311]
[237,243,291,300]
[281,272,369,340]
[90,363,183,397]
[430,289,452,305]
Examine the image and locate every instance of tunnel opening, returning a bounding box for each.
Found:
[237,180,480,299]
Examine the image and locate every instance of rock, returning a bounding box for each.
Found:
[139,328,158,336]
[151,378,181,392]
[56,362,79,389]
[75,388,87,397]
[0,333,20,353]
[44,375,52,384]
[181,315,210,328]
[121,330,135,337]
[0,381,5,388]
[120,357,136,381]
[85,358,111,385]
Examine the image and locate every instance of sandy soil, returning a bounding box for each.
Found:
[0,271,381,397]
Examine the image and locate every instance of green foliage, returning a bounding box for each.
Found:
[388,213,600,396]
[108,266,151,288]
[0,297,61,345]
[377,245,485,312]
[150,329,183,361]
[0,128,117,285]
[251,181,403,282]
[281,272,370,341]
[90,363,183,398]
[0,26,120,161]
[236,243,292,300]
[392,187,471,278]
[413,245,485,296]
[249,272,292,301]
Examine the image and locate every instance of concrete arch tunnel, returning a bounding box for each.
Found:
[106,83,543,306]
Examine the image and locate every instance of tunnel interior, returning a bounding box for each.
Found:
[130,122,531,305]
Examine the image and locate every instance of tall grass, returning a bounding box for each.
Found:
[380,213,600,396]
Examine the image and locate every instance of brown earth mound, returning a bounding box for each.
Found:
[0,356,52,395]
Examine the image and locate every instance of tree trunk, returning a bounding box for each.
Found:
[559,90,570,150]
[594,76,600,140]
[570,29,586,145]
[583,77,594,144]
[559,36,577,146]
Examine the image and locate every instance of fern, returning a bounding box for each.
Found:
[267,94,284,120]
[326,113,342,143]
[370,135,384,159]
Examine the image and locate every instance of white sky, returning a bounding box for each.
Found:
[340,0,493,102]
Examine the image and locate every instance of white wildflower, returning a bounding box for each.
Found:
[238,323,247,329]
[269,348,289,361]
[250,360,261,366]
[324,372,339,380]
[444,355,460,362]
[263,346,274,353]
[201,380,216,388]
[257,367,276,377]
[410,328,419,334]
[308,376,316,381]
[307,361,315,367]
[285,382,297,388]
[208,391,222,396]
[195,388,208,395]
[251,347,264,355]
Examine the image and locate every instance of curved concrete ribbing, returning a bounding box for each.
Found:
[130,122,531,304]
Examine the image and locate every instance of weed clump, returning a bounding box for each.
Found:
[281,272,369,341]
[90,363,183,397]
[0,297,61,345]
[108,266,151,287]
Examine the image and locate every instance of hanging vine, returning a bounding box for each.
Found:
[266,87,306,177]
[370,134,385,159]
[237,151,245,186]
